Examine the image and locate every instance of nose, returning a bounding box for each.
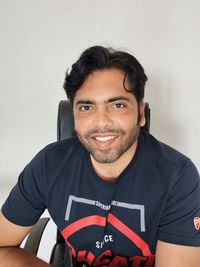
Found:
[94,106,113,129]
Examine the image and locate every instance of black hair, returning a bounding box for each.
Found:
[63,46,147,104]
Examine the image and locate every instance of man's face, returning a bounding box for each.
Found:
[73,68,145,164]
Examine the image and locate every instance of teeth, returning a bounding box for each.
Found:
[94,136,116,142]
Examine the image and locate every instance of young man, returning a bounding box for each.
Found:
[0,46,200,267]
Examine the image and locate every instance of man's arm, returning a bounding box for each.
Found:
[155,240,200,267]
[0,211,53,267]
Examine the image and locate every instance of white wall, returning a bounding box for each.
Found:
[0,0,199,184]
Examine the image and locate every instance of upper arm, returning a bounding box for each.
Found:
[0,211,33,247]
[155,240,200,267]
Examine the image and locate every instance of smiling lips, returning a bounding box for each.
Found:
[94,135,117,142]
[91,134,118,147]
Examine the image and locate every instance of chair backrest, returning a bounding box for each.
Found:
[57,100,150,142]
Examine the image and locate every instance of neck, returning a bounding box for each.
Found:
[90,141,138,182]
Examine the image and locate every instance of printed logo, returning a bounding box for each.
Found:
[62,195,153,266]
[194,217,200,231]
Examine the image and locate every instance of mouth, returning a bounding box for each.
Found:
[93,135,117,142]
[91,134,118,148]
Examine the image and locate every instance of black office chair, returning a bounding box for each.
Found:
[23,100,150,266]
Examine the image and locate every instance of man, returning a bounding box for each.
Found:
[0,46,200,267]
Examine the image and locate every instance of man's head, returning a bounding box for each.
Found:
[63,46,147,167]
[63,45,147,105]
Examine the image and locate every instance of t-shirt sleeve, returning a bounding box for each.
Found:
[1,149,47,226]
[158,160,200,246]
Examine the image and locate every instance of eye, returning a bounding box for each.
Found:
[112,102,126,109]
[79,105,93,112]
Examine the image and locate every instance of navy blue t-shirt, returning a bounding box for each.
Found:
[2,132,200,267]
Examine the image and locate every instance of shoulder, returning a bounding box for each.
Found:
[26,137,85,170]
[44,137,82,155]
[139,131,199,184]
[140,131,191,166]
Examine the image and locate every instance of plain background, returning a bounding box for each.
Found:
[0,0,200,262]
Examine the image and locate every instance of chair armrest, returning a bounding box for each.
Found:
[23,217,50,255]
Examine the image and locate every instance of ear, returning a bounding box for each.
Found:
[139,100,146,127]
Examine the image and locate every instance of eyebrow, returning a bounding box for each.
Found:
[107,96,131,103]
[75,96,131,107]
[75,100,94,107]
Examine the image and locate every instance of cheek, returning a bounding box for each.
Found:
[74,117,91,135]
[115,114,138,129]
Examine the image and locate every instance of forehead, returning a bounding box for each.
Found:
[74,68,135,103]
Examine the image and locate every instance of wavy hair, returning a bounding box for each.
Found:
[63,46,147,104]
